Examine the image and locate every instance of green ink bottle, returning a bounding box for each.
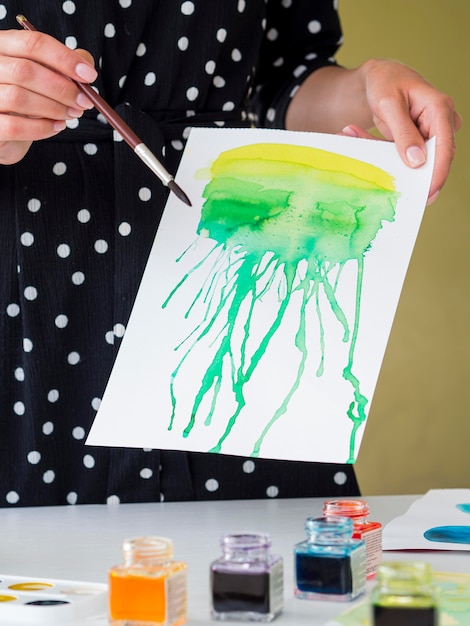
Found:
[371,561,437,626]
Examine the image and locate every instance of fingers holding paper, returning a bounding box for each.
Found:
[286,59,462,205]
[349,59,461,205]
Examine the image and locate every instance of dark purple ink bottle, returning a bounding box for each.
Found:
[210,532,284,622]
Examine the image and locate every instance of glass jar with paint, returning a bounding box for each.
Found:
[294,516,366,602]
[323,499,382,578]
[108,536,187,626]
[210,532,284,622]
[371,561,437,626]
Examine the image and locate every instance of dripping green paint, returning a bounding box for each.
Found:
[162,143,399,461]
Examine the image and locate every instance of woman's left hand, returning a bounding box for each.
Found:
[343,59,462,205]
[286,59,462,205]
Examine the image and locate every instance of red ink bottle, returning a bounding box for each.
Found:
[323,499,382,579]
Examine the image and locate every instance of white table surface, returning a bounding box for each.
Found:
[0,494,467,624]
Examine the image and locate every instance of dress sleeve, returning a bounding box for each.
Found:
[248,0,343,128]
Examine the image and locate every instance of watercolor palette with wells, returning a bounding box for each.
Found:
[0,574,108,623]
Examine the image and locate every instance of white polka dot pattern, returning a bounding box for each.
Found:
[27,451,41,465]
[205,478,219,492]
[6,492,20,505]
[72,427,86,440]
[62,1,76,16]
[243,460,256,473]
[334,471,348,486]
[43,470,56,484]
[266,485,279,498]
[0,0,352,507]
[67,492,78,504]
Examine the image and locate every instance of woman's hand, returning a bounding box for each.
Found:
[286,59,462,204]
[0,29,97,164]
[344,59,462,204]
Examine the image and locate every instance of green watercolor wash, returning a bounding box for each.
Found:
[164,143,399,461]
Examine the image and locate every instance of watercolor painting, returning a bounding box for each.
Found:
[86,128,434,463]
[424,501,470,545]
[383,489,470,551]
[163,142,398,461]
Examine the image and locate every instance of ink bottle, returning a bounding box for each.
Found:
[323,499,382,578]
[294,516,366,602]
[210,532,284,622]
[371,561,437,626]
[108,536,187,626]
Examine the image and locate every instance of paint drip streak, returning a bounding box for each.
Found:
[165,143,399,460]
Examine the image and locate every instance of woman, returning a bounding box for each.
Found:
[0,1,460,506]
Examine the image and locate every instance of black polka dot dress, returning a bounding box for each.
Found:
[0,0,359,506]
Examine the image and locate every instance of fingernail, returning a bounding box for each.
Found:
[75,62,97,82]
[76,92,94,109]
[427,189,441,205]
[342,125,359,137]
[406,146,426,168]
[53,120,67,132]
[67,107,84,118]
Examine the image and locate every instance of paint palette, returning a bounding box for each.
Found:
[0,574,108,623]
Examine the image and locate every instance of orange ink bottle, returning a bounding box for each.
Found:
[109,536,187,626]
[323,499,382,579]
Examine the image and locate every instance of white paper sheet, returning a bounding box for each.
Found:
[383,489,470,551]
[87,128,434,464]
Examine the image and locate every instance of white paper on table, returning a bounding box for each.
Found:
[87,128,435,464]
[383,489,470,551]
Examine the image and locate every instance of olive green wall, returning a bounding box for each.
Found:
[336,1,470,494]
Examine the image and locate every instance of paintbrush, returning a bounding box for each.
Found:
[16,14,191,206]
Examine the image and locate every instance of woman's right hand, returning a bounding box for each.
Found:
[0,29,97,164]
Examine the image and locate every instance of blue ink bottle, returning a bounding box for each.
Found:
[294,516,366,602]
[371,561,437,626]
[210,532,284,622]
